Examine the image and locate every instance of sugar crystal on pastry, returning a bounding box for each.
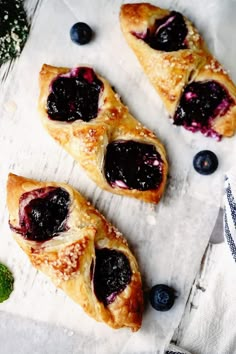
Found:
[39,64,168,203]
[7,174,144,331]
[120,3,236,139]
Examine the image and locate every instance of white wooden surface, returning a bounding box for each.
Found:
[0,1,236,353]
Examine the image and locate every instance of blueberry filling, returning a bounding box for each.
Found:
[11,187,70,242]
[46,67,103,122]
[133,11,188,52]
[93,248,132,305]
[174,80,233,137]
[104,140,163,191]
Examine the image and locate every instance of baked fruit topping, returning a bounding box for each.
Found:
[10,187,70,242]
[47,67,103,122]
[174,80,234,138]
[93,248,132,305]
[133,11,188,52]
[104,140,164,191]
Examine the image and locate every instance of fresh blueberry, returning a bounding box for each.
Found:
[70,22,92,45]
[193,150,218,175]
[149,284,176,311]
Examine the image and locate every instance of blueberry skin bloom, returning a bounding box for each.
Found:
[193,150,218,175]
[70,22,93,45]
[149,284,176,311]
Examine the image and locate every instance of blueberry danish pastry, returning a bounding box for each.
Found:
[120,3,236,139]
[7,173,143,331]
[38,64,168,203]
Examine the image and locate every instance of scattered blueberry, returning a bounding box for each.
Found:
[149,284,176,311]
[193,150,218,175]
[10,187,70,242]
[174,80,233,138]
[104,140,163,191]
[133,11,188,52]
[70,22,92,45]
[93,248,132,305]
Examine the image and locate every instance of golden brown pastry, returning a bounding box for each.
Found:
[7,173,143,331]
[120,3,236,139]
[38,64,168,204]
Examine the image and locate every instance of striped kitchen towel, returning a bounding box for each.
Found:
[224,167,236,261]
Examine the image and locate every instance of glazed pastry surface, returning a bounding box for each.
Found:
[7,173,143,331]
[38,64,168,203]
[120,3,236,139]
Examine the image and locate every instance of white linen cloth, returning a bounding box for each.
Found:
[166,167,236,354]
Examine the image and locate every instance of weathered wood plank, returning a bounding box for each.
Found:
[0,0,235,353]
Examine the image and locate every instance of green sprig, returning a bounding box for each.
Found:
[0,0,29,65]
[0,263,14,303]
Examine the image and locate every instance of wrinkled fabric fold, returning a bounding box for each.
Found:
[166,343,192,354]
